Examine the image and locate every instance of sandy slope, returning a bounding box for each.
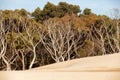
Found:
[0,53,120,80]
[32,53,120,71]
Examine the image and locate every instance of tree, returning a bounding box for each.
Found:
[19,20,42,69]
[0,12,11,71]
[58,2,81,16]
[19,9,29,17]
[83,8,91,15]
[113,10,120,53]
[32,7,41,21]
[69,4,81,14]
[110,8,120,52]
[31,2,81,21]
[41,19,79,62]
[42,2,57,19]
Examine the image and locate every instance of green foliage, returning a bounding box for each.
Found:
[77,40,94,57]
[32,2,81,21]
[83,8,91,15]
[58,2,81,15]
[42,2,58,19]
[32,7,41,21]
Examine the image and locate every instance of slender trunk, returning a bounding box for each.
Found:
[29,47,36,69]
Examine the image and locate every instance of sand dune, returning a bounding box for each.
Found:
[0,53,120,80]
[32,53,120,71]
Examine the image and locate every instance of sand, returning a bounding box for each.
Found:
[0,53,120,80]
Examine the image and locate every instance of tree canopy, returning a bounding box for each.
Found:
[83,8,92,15]
[31,2,81,21]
